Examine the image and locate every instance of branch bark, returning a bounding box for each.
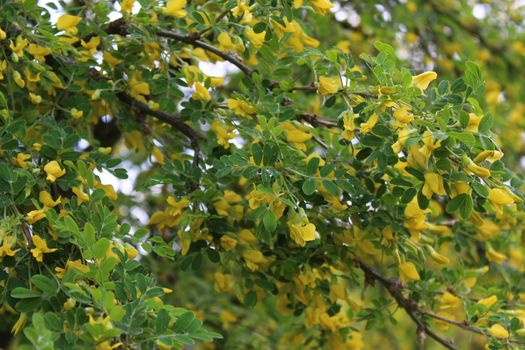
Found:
[355,259,458,350]
[158,30,254,76]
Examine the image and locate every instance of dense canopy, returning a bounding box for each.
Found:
[1,0,525,349]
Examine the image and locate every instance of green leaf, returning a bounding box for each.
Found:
[448,131,475,145]
[464,61,483,92]
[93,238,111,260]
[156,309,170,333]
[471,181,489,197]
[262,143,279,166]
[243,291,257,308]
[322,180,340,196]
[446,193,473,219]
[251,143,263,165]
[263,210,278,233]
[11,287,42,299]
[174,312,195,333]
[84,223,96,247]
[306,157,320,176]
[459,194,473,219]
[302,178,316,195]
[31,275,58,295]
[478,113,494,133]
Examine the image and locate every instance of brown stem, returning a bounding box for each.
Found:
[158,30,253,76]
[116,92,204,143]
[355,259,458,350]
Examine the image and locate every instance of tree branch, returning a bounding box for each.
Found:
[116,92,204,143]
[355,259,458,350]
[297,113,338,128]
[355,259,525,347]
[158,30,254,76]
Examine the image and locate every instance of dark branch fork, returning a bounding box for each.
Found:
[355,259,525,348]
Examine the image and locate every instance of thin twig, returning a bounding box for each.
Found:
[158,30,253,75]
[297,113,338,128]
[116,92,204,143]
[355,259,458,350]
[355,259,525,347]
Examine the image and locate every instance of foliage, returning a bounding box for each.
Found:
[0,0,525,349]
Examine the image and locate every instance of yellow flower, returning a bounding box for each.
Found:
[55,259,89,278]
[31,235,57,262]
[211,120,236,149]
[393,106,414,127]
[220,310,238,329]
[488,324,509,339]
[11,313,27,335]
[289,222,316,246]
[152,147,164,165]
[165,0,187,17]
[411,71,437,91]
[166,196,190,217]
[63,298,76,311]
[486,245,506,264]
[96,341,123,350]
[466,161,491,178]
[26,209,46,224]
[29,93,42,104]
[103,51,123,66]
[12,153,32,169]
[44,161,66,182]
[392,128,413,153]
[238,229,257,244]
[429,248,450,265]
[0,236,19,258]
[422,172,446,199]
[13,71,25,88]
[246,28,266,48]
[96,182,118,201]
[477,295,497,309]
[72,186,90,204]
[27,44,52,62]
[123,131,145,150]
[56,14,81,34]
[360,113,378,134]
[309,0,334,15]
[220,236,238,251]
[232,0,253,23]
[130,77,150,102]
[439,292,460,310]
[487,188,514,205]
[285,124,311,143]
[9,37,28,57]
[418,131,441,159]
[214,272,234,292]
[342,112,356,141]
[71,108,84,119]
[318,76,341,96]
[227,98,256,118]
[39,191,61,209]
[218,32,236,52]
[474,150,503,163]
[25,68,42,84]
[0,27,6,40]
[466,113,482,132]
[120,0,134,14]
[242,249,267,271]
[214,190,244,221]
[0,60,7,80]
[192,82,211,101]
[399,261,420,282]
[123,243,138,259]
[147,100,159,110]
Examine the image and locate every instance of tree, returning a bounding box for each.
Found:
[0,0,525,349]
